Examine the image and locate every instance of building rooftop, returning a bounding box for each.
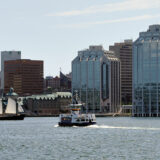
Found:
[148,24,160,32]
[135,24,160,44]
[104,51,120,61]
[25,92,72,100]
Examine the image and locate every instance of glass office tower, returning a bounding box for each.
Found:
[133,25,160,117]
[72,46,121,113]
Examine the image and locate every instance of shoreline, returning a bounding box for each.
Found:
[25,113,132,117]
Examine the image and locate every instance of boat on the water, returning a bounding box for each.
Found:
[0,97,25,120]
[58,103,96,127]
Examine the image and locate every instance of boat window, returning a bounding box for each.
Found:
[62,117,71,121]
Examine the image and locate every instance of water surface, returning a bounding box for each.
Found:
[0,117,160,160]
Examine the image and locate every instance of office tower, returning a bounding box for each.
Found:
[110,40,132,105]
[4,59,43,96]
[72,45,121,113]
[1,51,21,90]
[133,24,160,117]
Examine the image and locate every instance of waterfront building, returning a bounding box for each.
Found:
[4,59,43,96]
[109,40,133,105]
[72,45,121,113]
[22,92,72,116]
[1,51,21,90]
[45,76,61,91]
[133,24,160,117]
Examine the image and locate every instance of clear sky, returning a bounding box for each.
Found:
[0,0,160,77]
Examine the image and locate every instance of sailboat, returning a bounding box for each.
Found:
[0,97,25,120]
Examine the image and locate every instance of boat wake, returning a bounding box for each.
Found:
[86,124,160,130]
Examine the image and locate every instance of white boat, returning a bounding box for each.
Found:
[58,103,96,127]
[0,97,25,120]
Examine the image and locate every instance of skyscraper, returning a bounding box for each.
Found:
[1,51,21,90]
[72,45,121,113]
[133,24,160,117]
[110,40,132,105]
[4,59,43,96]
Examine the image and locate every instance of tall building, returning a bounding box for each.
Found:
[4,59,43,96]
[109,40,132,105]
[133,24,160,117]
[72,45,121,113]
[1,51,21,90]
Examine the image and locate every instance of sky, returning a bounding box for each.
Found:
[0,0,160,77]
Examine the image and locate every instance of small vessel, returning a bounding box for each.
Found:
[0,97,25,120]
[58,103,96,127]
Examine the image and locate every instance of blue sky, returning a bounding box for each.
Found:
[0,0,160,76]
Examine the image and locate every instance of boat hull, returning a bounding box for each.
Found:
[58,122,96,127]
[0,114,25,120]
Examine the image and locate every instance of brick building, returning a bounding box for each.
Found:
[4,59,43,96]
[45,76,60,90]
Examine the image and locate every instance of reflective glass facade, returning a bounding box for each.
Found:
[133,25,160,117]
[72,46,121,113]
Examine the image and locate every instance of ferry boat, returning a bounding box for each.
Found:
[0,97,25,120]
[58,103,96,127]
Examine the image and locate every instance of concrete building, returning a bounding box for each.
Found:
[72,45,121,113]
[4,59,43,96]
[1,51,21,90]
[133,24,160,117]
[109,40,132,105]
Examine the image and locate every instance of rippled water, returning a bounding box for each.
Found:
[0,117,160,160]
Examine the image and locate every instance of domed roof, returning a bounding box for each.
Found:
[6,87,18,96]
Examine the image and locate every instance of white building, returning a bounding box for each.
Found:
[1,51,21,90]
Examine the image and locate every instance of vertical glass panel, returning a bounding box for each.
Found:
[102,63,106,99]
[81,60,87,104]
[133,46,137,87]
[151,42,157,83]
[143,42,150,84]
[137,44,143,85]
[102,63,109,99]
[94,59,100,111]
[87,60,94,111]
[81,60,87,89]
[150,42,158,114]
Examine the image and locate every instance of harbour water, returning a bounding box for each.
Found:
[0,117,160,160]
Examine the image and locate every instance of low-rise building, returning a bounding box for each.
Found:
[22,92,72,116]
